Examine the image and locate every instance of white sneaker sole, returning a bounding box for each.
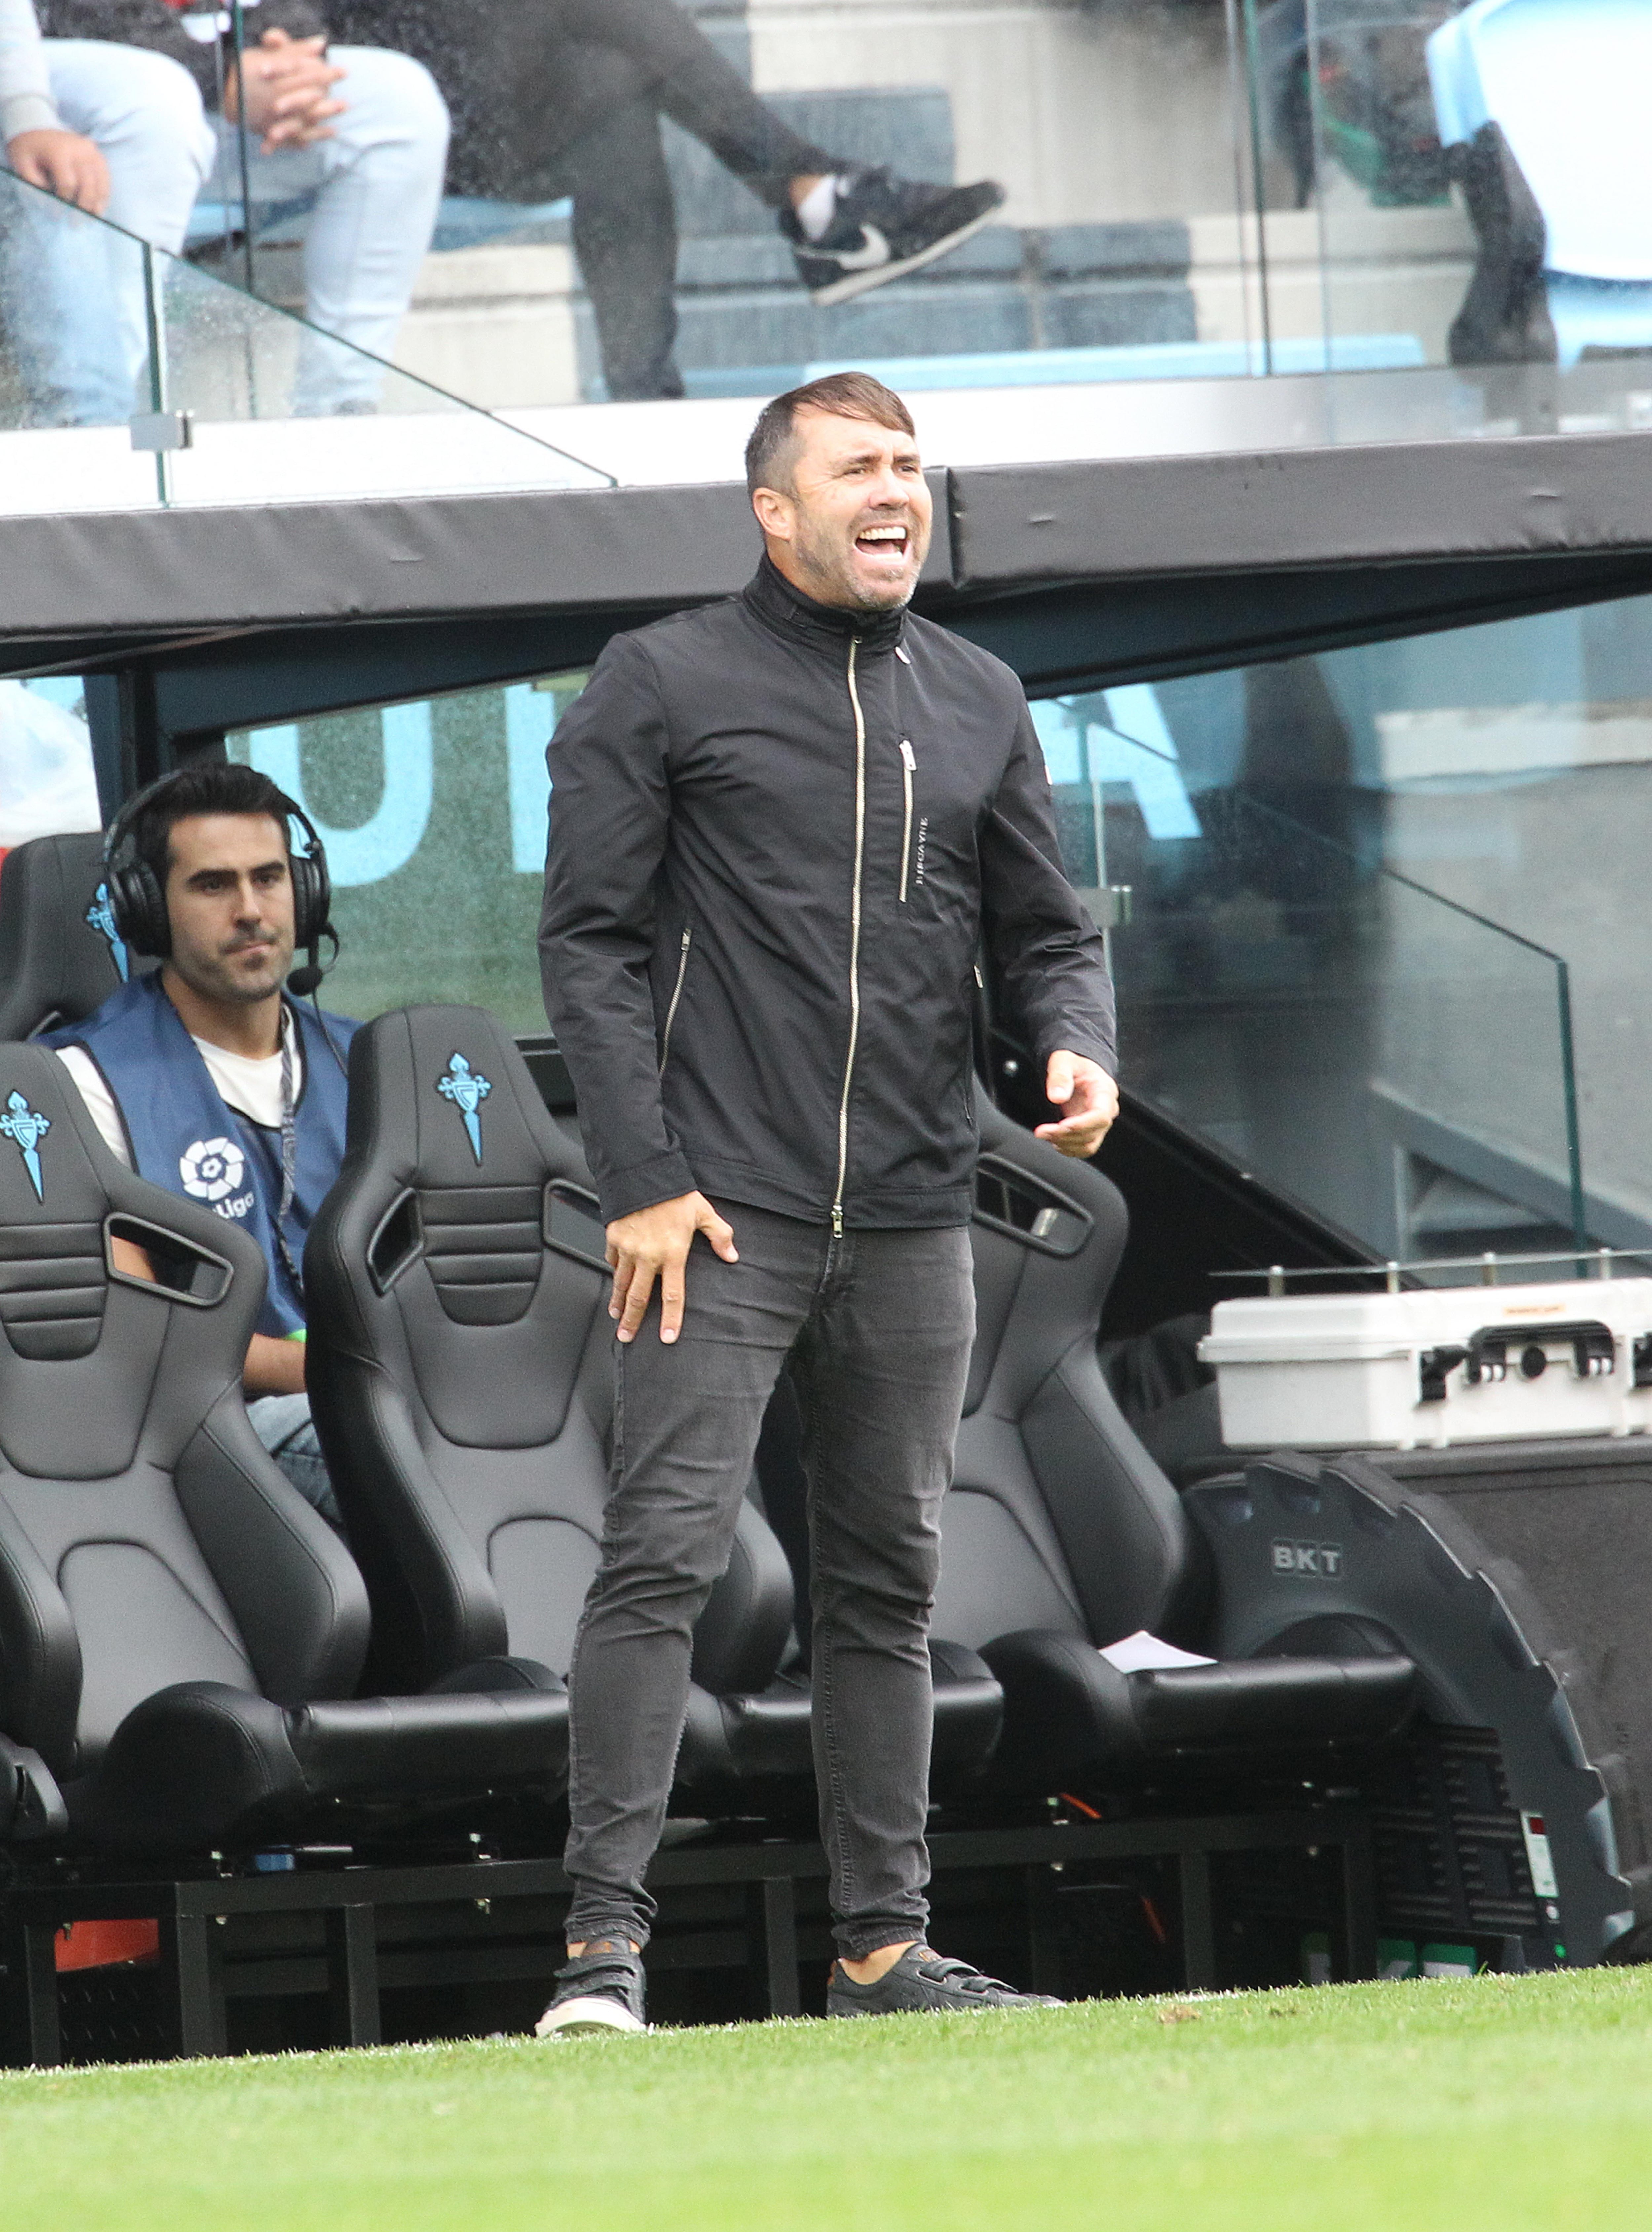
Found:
[807,204,1001,307]
[535,1995,648,2039]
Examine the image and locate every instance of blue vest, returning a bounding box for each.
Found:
[44,975,358,1338]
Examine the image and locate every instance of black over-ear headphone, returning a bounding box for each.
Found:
[103,772,333,971]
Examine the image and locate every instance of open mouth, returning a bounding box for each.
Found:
[855,523,910,560]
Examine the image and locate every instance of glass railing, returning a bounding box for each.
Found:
[0,169,606,512]
[6,1,1651,476]
[1245,0,1652,442]
[1030,689,1587,1269]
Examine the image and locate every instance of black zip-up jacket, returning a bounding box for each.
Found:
[539,557,1117,1230]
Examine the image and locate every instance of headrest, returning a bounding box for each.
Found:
[0,1040,151,1231]
[343,1004,589,1193]
[0,1040,265,1365]
[0,831,149,1041]
[318,1005,603,1419]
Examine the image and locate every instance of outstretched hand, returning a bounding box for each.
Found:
[607,1191,738,1345]
[1034,1049,1118,1159]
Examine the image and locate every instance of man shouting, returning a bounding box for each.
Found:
[537,371,1118,2034]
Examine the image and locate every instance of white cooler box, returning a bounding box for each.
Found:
[1199,1277,1652,1450]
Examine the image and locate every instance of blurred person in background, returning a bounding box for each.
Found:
[330,0,1005,400]
[1,0,447,421]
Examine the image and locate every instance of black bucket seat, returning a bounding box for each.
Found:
[0,831,144,1040]
[889,1107,1416,1789]
[303,1003,1002,1804]
[0,1044,568,1855]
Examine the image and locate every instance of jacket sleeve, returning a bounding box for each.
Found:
[538,635,698,1223]
[36,0,331,106]
[979,695,1118,1079]
[1,0,59,140]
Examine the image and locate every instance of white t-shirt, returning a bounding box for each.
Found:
[56,1009,304,1168]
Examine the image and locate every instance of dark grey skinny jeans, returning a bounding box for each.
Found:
[562,1200,975,1960]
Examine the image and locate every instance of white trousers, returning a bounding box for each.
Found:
[3,40,448,421]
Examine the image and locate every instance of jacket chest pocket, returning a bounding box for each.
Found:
[898,739,916,904]
[895,738,972,906]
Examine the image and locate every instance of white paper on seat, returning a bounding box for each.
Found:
[1098,1630,1217,1673]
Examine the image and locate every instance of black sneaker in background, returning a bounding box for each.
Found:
[535,1940,649,2038]
[784,171,1007,306]
[827,1945,1062,2017]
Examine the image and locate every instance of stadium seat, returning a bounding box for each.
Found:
[905,1108,1417,1791]
[303,1004,1002,1806]
[0,830,142,1041]
[0,1043,568,1856]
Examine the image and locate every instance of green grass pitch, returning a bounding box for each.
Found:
[7,1969,1652,2231]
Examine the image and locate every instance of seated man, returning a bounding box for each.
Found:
[1,0,447,421]
[332,0,1005,401]
[42,762,357,1525]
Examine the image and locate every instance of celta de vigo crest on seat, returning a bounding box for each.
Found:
[436,1051,492,1164]
[0,1091,50,1201]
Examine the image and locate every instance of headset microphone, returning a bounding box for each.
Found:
[288,930,347,1075]
[287,948,327,999]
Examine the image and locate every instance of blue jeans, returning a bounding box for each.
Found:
[1,39,447,424]
[562,1203,975,1961]
[248,1390,343,1532]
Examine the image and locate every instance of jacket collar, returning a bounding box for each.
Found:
[742,552,909,656]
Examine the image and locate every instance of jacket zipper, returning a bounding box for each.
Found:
[898,739,915,903]
[659,925,692,1073]
[834,640,869,1236]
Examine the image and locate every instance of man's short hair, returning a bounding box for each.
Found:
[745,371,916,497]
[128,761,298,890]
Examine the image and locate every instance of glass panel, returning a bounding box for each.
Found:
[1284,0,1652,433]
[660,0,1249,399]
[1030,684,1585,1271]
[227,562,1652,1290]
[1312,588,1652,1253]
[227,575,1652,1296]
[0,169,605,514]
[226,671,587,1033]
[205,543,1652,1306]
[1247,0,1463,374]
[249,0,1258,414]
[301,0,1652,436]
[0,167,157,440]
[14,6,1652,470]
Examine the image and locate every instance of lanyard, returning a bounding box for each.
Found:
[272,1014,305,1308]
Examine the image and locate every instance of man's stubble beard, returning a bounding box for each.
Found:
[793,508,925,615]
[169,940,291,1010]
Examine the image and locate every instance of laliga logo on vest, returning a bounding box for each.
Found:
[179,1137,255,1221]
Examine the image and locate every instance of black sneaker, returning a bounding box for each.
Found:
[784,171,1006,306]
[535,1940,648,2038]
[827,1945,1062,2017]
